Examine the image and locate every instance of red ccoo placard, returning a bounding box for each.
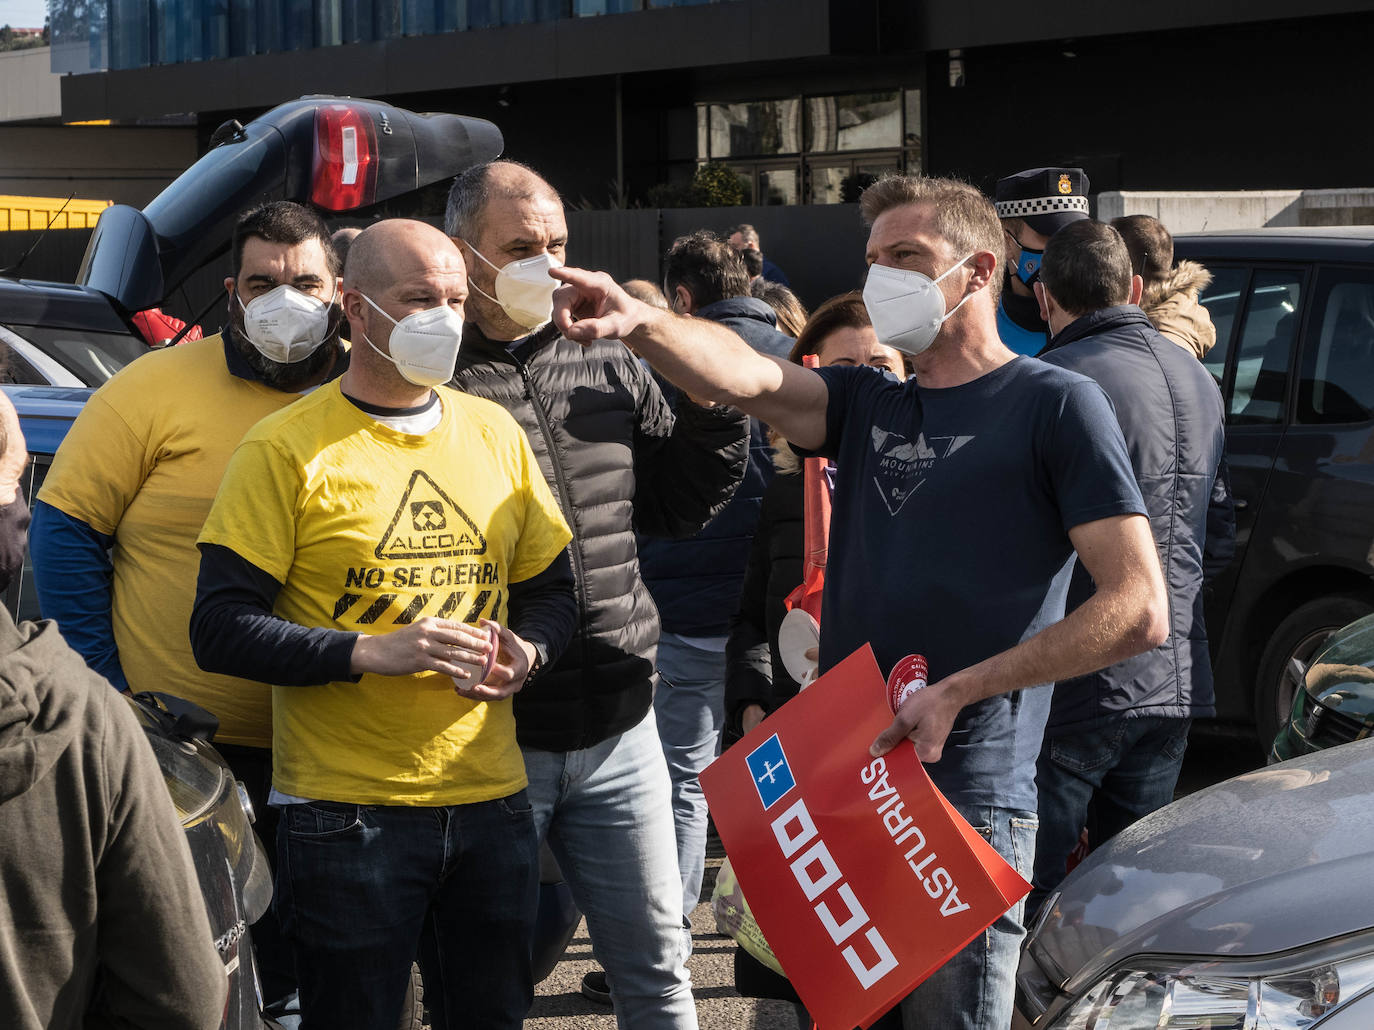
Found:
[701,645,1030,1030]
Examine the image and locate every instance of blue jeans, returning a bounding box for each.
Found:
[522,709,698,1030]
[274,793,537,1030]
[1029,716,1191,917]
[653,632,728,917]
[897,805,1037,1030]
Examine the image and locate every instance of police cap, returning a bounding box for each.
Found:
[993,167,1091,236]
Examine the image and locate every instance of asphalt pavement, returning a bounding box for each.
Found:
[525,839,801,1030]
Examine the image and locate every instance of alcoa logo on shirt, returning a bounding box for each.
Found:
[330,469,503,627]
[376,470,487,560]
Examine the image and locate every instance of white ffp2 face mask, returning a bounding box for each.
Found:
[360,294,465,388]
[237,284,336,364]
[862,253,975,357]
[465,245,562,330]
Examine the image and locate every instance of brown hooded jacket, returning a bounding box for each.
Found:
[1141,259,1217,360]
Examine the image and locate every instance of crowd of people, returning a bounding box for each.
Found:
[0,159,1234,1030]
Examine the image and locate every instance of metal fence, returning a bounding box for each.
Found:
[569,203,872,312]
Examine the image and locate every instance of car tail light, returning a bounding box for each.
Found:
[311,104,379,211]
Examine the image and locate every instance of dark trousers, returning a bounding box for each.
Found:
[274,793,538,1030]
[1029,716,1191,918]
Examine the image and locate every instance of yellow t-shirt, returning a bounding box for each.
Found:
[197,382,572,806]
[37,335,321,748]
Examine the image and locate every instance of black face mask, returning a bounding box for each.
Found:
[0,492,30,594]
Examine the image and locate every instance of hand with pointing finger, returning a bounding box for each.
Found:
[551,265,658,345]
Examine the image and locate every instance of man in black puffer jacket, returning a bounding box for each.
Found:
[446,161,749,1029]
[1028,220,1234,917]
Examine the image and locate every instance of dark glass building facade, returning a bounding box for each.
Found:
[53,0,729,72]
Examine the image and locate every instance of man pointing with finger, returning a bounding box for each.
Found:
[190,219,576,1030]
[546,177,1168,1030]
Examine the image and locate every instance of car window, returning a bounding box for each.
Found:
[8,325,147,386]
[1297,270,1374,424]
[1227,270,1303,426]
[4,455,49,623]
[0,340,51,386]
[1198,265,1250,392]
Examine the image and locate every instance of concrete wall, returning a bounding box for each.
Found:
[1099,189,1374,233]
[1300,188,1374,226]
[0,125,198,207]
[0,47,61,124]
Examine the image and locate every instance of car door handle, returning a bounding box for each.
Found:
[1234,498,1249,511]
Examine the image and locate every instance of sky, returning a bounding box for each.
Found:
[0,0,47,29]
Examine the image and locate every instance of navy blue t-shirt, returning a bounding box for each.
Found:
[802,357,1145,811]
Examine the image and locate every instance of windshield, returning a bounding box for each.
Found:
[8,325,148,385]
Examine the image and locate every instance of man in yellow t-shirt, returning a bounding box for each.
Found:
[30,200,348,1006]
[191,219,575,1030]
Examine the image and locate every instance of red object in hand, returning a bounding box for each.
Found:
[783,353,831,624]
[702,645,1031,1030]
[132,308,203,348]
[886,654,929,714]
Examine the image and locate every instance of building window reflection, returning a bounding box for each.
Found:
[57,0,735,72]
[708,99,801,159]
[805,91,901,152]
[699,88,921,205]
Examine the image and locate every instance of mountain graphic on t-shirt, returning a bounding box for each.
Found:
[375,469,488,560]
[869,427,975,516]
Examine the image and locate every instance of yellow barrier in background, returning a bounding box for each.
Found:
[0,195,113,231]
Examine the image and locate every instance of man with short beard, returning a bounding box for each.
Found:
[446,161,749,1028]
[30,199,347,1009]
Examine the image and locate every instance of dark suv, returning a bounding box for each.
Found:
[1178,228,1374,743]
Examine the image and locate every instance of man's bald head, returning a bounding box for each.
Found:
[444,160,563,241]
[343,219,465,297]
[338,219,468,397]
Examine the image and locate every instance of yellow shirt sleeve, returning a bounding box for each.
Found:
[198,437,303,583]
[37,390,153,535]
[509,428,573,584]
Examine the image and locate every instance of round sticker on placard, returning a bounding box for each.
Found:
[886,654,928,714]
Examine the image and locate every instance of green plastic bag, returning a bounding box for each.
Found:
[711,855,785,976]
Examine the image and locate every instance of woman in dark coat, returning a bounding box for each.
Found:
[725,292,908,739]
[720,292,908,1029]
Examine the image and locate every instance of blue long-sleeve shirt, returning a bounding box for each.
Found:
[29,499,130,692]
